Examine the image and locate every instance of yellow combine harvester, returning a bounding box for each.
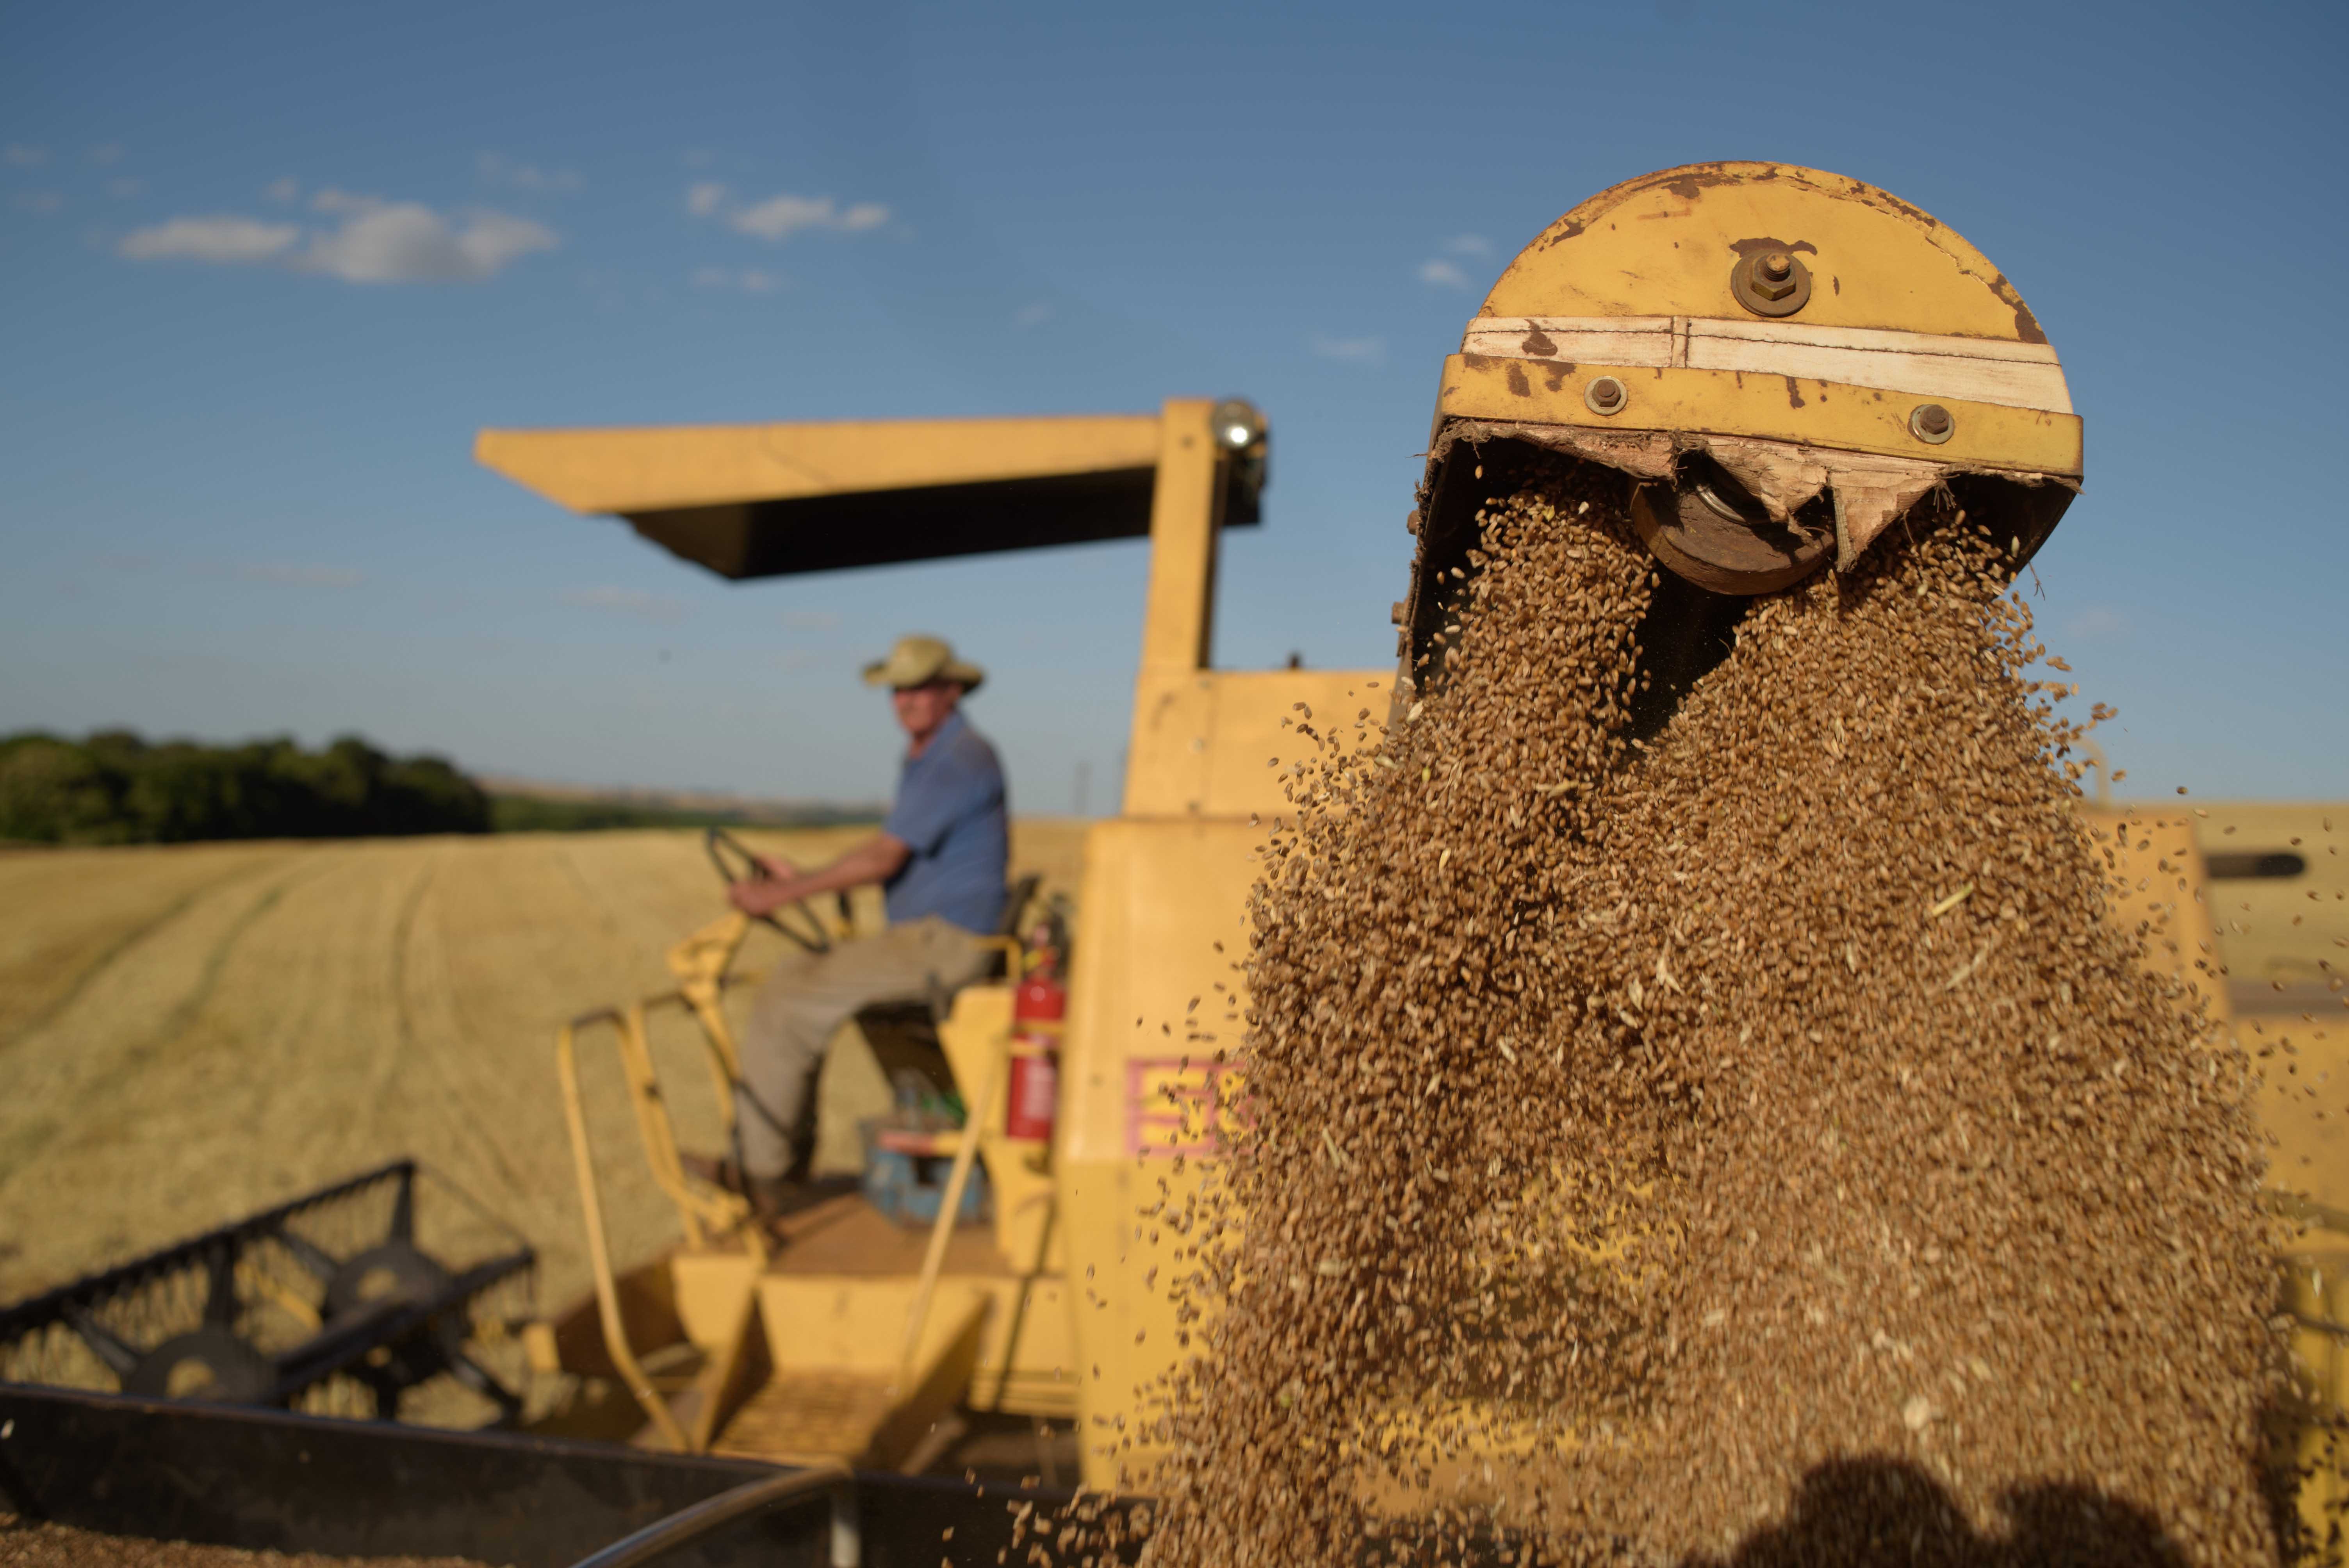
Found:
[478,163,2347,1535]
[478,394,1313,1479]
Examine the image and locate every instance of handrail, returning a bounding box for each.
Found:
[563,1463,858,1568]
[562,987,765,1254]
[554,942,791,1458]
[666,914,757,1171]
[889,948,1024,1395]
[556,1013,692,1454]
[893,1037,1010,1396]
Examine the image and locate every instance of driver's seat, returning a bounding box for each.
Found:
[852,873,1040,1108]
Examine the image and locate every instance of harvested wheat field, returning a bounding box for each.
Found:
[0,821,1088,1315]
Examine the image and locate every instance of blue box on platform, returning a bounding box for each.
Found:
[860,1125,990,1228]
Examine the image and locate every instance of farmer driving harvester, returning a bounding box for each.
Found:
[686,633,1009,1217]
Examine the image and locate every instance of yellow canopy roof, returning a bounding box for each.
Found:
[476,410,1256,579]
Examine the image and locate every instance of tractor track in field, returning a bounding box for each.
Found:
[381,850,538,1210]
[0,864,314,1192]
[0,854,289,1061]
[388,853,435,1058]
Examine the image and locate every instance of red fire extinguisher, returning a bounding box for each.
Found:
[1005,951,1066,1142]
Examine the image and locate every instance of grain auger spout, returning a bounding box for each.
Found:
[1396,162,2084,722]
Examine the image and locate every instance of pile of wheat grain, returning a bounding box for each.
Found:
[0,1516,493,1568]
[1132,458,2285,1566]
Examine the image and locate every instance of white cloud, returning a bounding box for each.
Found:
[1443,234,1491,257]
[1417,258,1474,289]
[781,608,840,632]
[119,214,300,263]
[119,196,555,283]
[697,189,890,242]
[240,563,364,588]
[562,586,684,623]
[477,152,581,192]
[1311,334,1386,366]
[5,144,48,167]
[2067,606,2127,640]
[297,203,556,283]
[733,194,848,240]
[691,265,783,293]
[87,143,124,166]
[14,191,63,215]
[1013,301,1052,329]
[106,177,143,198]
[264,177,299,203]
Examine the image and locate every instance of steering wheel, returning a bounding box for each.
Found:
[704,827,831,954]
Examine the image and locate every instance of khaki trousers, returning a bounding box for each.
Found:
[736,916,991,1178]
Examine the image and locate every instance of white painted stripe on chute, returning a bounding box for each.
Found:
[1458,316,2072,414]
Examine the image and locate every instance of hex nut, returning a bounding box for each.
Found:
[1731,250,1813,317]
[1750,253,1797,301]
[1910,403,1956,444]
[1585,376,1628,416]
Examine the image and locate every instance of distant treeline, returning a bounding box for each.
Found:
[0,731,491,844]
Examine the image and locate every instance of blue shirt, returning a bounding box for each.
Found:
[881,711,1009,934]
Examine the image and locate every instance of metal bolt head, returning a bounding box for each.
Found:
[1585,376,1628,416]
[1910,403,1955,444]
[1747,254,1798,303]
[1731,248,1811,317]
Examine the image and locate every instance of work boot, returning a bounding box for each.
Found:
[678,1151,811,1220]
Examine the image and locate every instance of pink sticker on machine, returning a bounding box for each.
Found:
[1125,1055,1246,1158]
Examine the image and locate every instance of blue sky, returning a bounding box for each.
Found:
[2,0,2342,809]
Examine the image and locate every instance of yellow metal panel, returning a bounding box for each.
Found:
[1438,354,2082,477]
[474,412,1163,515]
[714,1297,990,1466]
[2260,1015,2349,1210]
[1059,818,1261,1489]
[752,1275,980,1373]
[1196,669,1390,817]
[1133,400,1226,677]
[669,1249,761,1351]
[2192,804,2349,1212]
[1483,162,2045,344]
[2194,803,2349,1004]
[1122,673,1218,817]
[2079,809,2231,1023]
[750,1273,1076,1418]
[1060,820,1256,1165]
[1123,669,1390,818]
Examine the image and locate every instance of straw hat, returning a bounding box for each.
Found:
[861,634,985,694]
